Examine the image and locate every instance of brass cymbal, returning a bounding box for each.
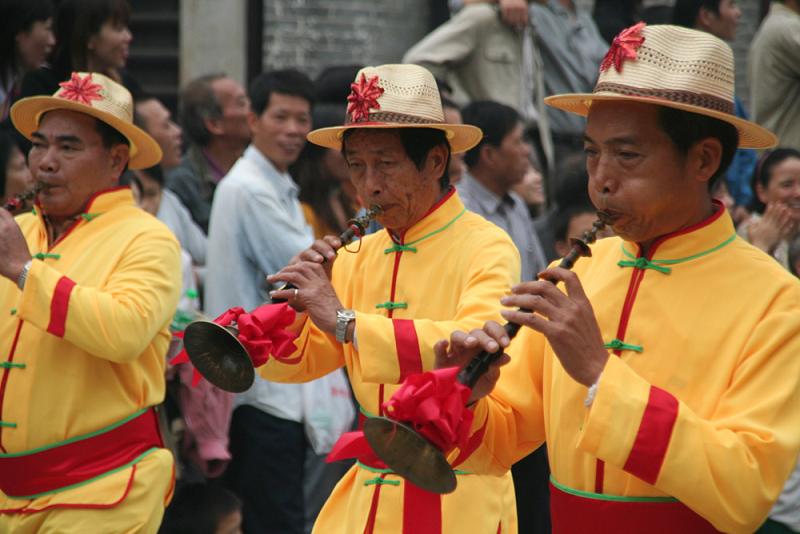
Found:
[183,321,254,393]
[362,416,457,494]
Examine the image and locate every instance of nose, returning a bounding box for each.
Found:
[589,154,617,196]
[363,165,384,198]
[36,146,58,173]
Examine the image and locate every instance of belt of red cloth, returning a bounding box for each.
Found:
[550,480,721,533]
[0,408,163,498]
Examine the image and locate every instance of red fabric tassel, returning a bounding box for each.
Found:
[170,302,299,387]
[382,367,473,452]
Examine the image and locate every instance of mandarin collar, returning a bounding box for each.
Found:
[387,187,465,244]
[621,200,736,261]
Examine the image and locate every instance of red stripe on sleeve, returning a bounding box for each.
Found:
[392,319,422,382]
[623,386,679,484]
[47,276,76,337]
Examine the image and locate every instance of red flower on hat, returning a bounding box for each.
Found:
[58,73,104,105]
[347,73,384,123]
[600,22,646,73]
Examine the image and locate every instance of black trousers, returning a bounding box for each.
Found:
[512,445,552,534]
[225,405,306,534]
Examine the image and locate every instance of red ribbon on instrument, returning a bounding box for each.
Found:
[383,367,474,452]
[171,302,299,386]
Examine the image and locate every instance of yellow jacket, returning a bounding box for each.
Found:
[0,188,181,511]
[466,206,800,533]
[262,191,521,534]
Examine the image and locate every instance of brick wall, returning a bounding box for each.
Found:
[261,0,431,79]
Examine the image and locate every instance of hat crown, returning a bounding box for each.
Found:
[595,25,735,113]
[346,64,444,125]
[54,72,135,125]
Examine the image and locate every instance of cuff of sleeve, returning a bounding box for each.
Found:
[353,311,402,383]
[576,355,651,468]
[18,260,76,337]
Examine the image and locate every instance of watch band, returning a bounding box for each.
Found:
[335,309,355,343]
[17,260,32,290]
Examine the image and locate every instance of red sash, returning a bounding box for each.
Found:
[550,480,721,533]
[0,408,163,498]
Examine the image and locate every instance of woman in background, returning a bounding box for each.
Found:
[0,0,55,121]
[738,148,800,270]
[0,130,34,209]
[18,0,139,101]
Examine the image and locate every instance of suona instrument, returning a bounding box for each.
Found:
[3,184,43,214]
[181,205,383,393]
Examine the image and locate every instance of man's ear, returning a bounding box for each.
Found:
[691,137,723,185]
[696,6,717,31]
[246,111,260,137]
[204,116,225,136]
[109,144,130,180]
[424,144,449,183]
[480,143,496,167]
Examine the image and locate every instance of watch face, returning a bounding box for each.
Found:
[339,309,356,321]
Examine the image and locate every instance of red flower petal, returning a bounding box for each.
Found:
[347,73,384,123]
[58,73,104,105]
[600,22,646,73]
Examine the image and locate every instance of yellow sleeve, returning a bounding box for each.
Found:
[578,306,800,533]
[18,230,182,363]
[353,233,520,385]
[459,325,548,475]
[259,314,346,383]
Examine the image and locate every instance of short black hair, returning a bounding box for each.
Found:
[553,202,597,243]
[159,483,241,534]
[341,127,452,189]
[749,148,800,214]
[656,105,738,190]
[0,130,20,198]
[94,119,129,150]
[461,100,521,168]
[248,69,315,117]
[672,0,722,28]
[314,65,362,105]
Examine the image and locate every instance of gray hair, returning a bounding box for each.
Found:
[179,73,226,147]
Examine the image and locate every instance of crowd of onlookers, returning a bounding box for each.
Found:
[1,0,799,533]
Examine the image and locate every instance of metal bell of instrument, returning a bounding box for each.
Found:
[362,416,456,494]
[182,321,254,393]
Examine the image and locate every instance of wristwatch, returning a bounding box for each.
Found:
[17,260,32,290]
[335,309,356,343]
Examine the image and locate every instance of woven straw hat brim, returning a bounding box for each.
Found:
[545,93,777,150]
[307,122,483,154]
[10,96,163,170]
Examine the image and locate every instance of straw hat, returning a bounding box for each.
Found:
[10,72,162,169]
[545,24,777,149]
[307,64,482,153]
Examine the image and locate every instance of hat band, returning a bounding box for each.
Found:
[593,82,734,115]
[345,110,444,126]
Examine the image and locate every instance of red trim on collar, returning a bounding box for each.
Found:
[644,200,724,259]
[388,187,456,243]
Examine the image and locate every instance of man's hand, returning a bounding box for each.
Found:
[499,0,529,29]
[267,251,343,335]
[500,267,608,387]
[434,322,511,404]
[0,208,32,283]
